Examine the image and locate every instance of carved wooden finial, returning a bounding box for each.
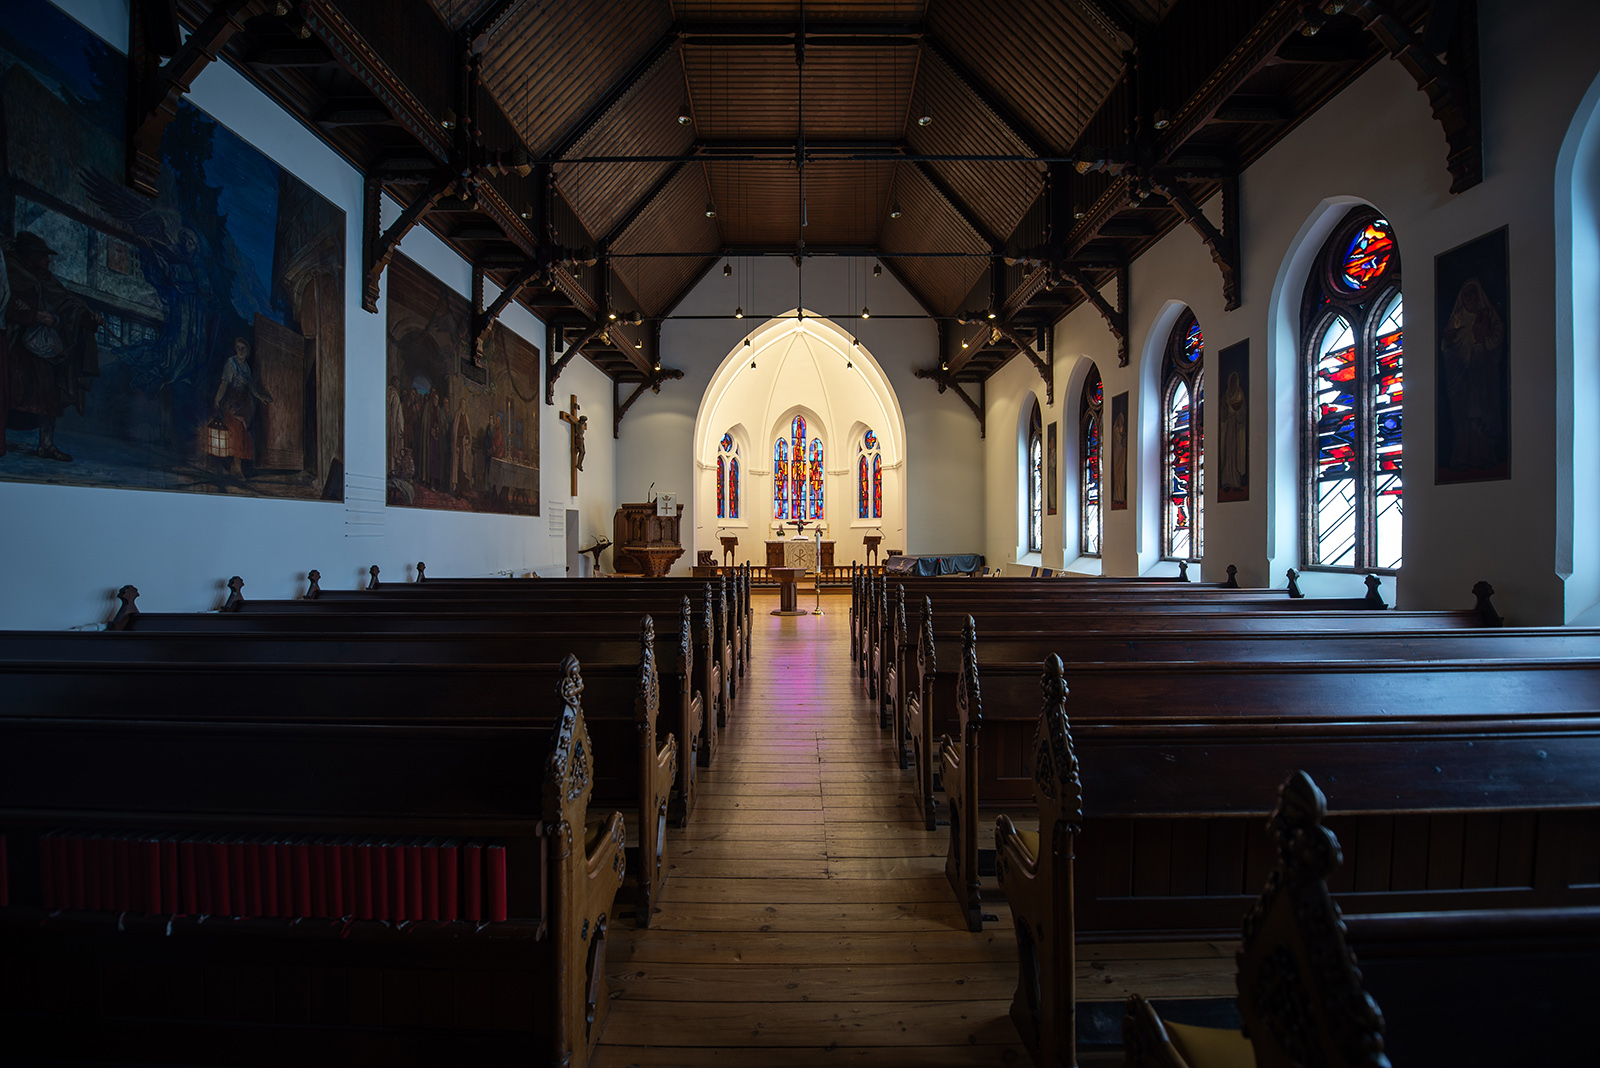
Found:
[108,585,141,630]
[305,570,322,600]
[416,561,426,583]
[1035,654,1084,830]
[221,576,245,613]
[959,615,981,733]
[1225,564,1239,589]
[1285,568,1304,599]
[542,654,590,826]
[1472,581,1503,626]
[1364,573,1387,609]
[1177,560,1189,582]
[368,565,380,590]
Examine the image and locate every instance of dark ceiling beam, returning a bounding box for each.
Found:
[914,364,985,437]
[921,35,1056,160]
[362,171,455,312]
[541,32,680,161]
[911,161,1003,252]
[601,161,687,248]
[1072,0,1147,44]
[613,367,686,439]
[460,0,522,48]
[547,320,606,405]
[608,246,996,258]
[673,19,925,43]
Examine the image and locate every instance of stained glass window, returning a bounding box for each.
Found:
[1303,208,1402,569]
[857,429,882,519]
[1027,400,1043,554]
[790,417,808,520]
[1163,311,1204,561]
[1080,367,1103,557]
[773,438,788,520]
[716,433,740,520]
[808,439,825,519]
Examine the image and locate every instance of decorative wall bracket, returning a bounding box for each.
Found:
[1150,171,1241,311]
[915,368,986,438]
[1055,265,1129,366]
[128,0,261,196]
[470,261,544,360]
[989,322,1054,405]
[361,171,455,312]
[547,320,607,404]
[613,367,685,439]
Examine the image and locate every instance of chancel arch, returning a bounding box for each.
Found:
[693,314,907,566]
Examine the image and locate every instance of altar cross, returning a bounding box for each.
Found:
[558,394,586,495]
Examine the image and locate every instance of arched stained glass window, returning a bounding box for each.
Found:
[1303,209,1403,570]
[773,438,789,520]
[789,416,808,519]
[857,430,882,519]
[808,438,825,520]
[1027,399,1043,554]
[1080,367,1103,556]
[716,432,740,520]
[1163,310,1204,562]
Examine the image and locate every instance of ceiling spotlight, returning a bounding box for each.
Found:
[917,114,933,127]
[852,337,859,347]
[607,308,618,321]
[744,338,751,347]
[653,360,661,371]
[635,338,643,349]
[734,306,744,319]
[632,312,643,326]
[677,102,692,125]
[750,359,757,369]
[873,264,882,277]
[704,203,717,219]
[961,339,969,348]
[846,359,852,369]
[889,205,902,219]
[1153,107,1171,131]
[723,262,732,277]
[986,309,996,320]
[441,108,457,130]
[520,205,534,220]
[572,266,582,278]
[1072,203,1086,221]
[860,307,870,319]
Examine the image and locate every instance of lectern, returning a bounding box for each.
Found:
[612,501,685,577]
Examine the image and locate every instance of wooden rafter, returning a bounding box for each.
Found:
[128,0,261,196]
[471,262,544,360]
[362,171,455,312]
[542,34,681,160]
[547,321,606,405]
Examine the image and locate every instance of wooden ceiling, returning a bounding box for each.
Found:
[171,0,1464,401]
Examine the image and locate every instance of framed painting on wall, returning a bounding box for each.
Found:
[1435,227,1510,484]
[1045,420,1058,515]
[1110,391,1128,511]
[386,254,539,515]
[1217,340,1249,502]
[0,0,345,499]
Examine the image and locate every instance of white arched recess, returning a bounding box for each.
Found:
[1558,71,1600,622]
[1137,300,1191,577]
[1015,389,1044,564]
[1059,355,1103,573]
[1264,195,1378,599]
[693,313,908,566]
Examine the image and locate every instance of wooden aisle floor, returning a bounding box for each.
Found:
[595,591,1233,1067]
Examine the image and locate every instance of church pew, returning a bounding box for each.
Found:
[120,583,728,769]
[0,655,623,1068]
[0,629,675,927]
[242,576,741,729]
[943,631,1600,933]
[1003,687,1600,1066]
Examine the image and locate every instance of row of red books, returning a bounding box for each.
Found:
[38,830,508,922]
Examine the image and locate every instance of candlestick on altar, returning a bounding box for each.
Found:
[812,526,824,615]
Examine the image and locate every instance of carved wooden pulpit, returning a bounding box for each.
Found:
[612,501,685,577]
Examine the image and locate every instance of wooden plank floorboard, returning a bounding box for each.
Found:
[597,591,1232,1067]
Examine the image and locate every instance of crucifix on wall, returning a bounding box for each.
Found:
[558,394,587,495]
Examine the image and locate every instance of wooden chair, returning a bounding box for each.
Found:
[939,615,984,931]
[1123,770,1389,1068]
[996,653,1083,1067]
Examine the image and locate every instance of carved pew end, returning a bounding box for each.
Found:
[1473,580,1504,626]
[108,585,141,630]
[221,576,245,613]
[368,564,380,589]
[304,569,321,600]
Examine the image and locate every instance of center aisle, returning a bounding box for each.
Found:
[595,591,1232,1067]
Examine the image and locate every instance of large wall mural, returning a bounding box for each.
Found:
[0,0,345,499]
[385,253,538,515]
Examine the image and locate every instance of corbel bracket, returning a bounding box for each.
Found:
[128,0,260,196]
[1340,0,1481,193]
[989,322,1053,405]
[613,367,686,439]
[1057,264,1129,366]
[1150,172,1241,311]
[548,321,606,404]
[915,368,986,438]
[362,171,455,312]
[471,261,544,360]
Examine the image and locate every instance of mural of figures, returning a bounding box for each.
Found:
[0,0,344,498]
[1436,228,1511,484]
[1218,340,1249,502]
[1110,391,1128,511]
[385,254,538,515]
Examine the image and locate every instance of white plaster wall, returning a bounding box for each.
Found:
[0,0,615,628]
[633,256,985,573]
[984,0,1600,620]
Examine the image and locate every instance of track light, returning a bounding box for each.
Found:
[705,203,717,218]
[677,102,692,125]
[889,204,902,219]
[873,264,882,277]
[860,307,870,319]
[917,114,932,127]
[441,109,457,130]
[1072,203,1086,221]
[1153,107,1171,131]
[635,338,643,349]
[734,306,744,319]
[723,262,732,277]
[961,339,968,348]
[520,205,534,220]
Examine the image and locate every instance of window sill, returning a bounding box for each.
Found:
[1298,565,1400,576]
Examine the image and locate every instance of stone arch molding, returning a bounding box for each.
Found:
[693,313,908,563]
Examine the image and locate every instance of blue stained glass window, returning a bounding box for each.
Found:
[858,429,881,519]
[717,456,725,519]
[873,453,882,518]
[774,438,788,520]
[859,455,869,518]
[717,433,739,519]
[1163,312,1204,561]
[729,456,740,519]
[809,439,825,519]
[1081,367,1103,556]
